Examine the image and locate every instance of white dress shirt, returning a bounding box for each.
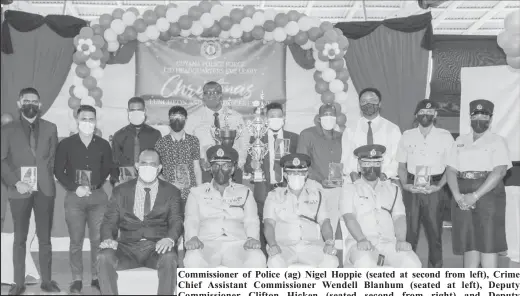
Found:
[341,115,402,178]
[268,129,284,184]
[134,180,159,221]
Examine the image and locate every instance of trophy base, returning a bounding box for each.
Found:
[251,171,266,183]
[323,179,343,188]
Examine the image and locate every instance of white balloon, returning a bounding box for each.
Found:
[264,31,273,41]
[322,68,336,82]
[264,9,276,21]
[166,7,181,23]
[122,11,137,26]
[107,41,120,52]
[230,24,243,39]
[298,16,313,31]
[273,27,287,42]
[177,3,190,14]
[219,30,230,39]
[335,91,348,102]
[103,28,117,42]
[314,59,329,71]
[285,21,299,36]
[329,79,344,93]
[137,32,149,42]
[200,13,215,29]
[191,21,204,36]
[110,19,126,35]
[210,5,225,20]
[86,58,101,68]
[301,40,313,49]
[73,76,83,87]
[146,25,160,40]
[73,85,89,99]
[252,11,265,26]
[81,96,96,107]
[156,18,170,32]
[240,17,255,33]
[504,9,520,34]
[90,67,104,79]
[180,29,191,37]
[221,5,233,16]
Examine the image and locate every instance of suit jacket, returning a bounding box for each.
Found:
[0,118,58,198]
[100,179,183,244]
[244,130,299,185]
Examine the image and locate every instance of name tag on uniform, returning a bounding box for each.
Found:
[457,144,464,147]
[21,166,37,192]
[304,199,318,204]
[359,196,369,200]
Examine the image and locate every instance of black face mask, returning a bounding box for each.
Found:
[471,119,490,134]
[361,167,381,181]
[360,103,379,117]
[417,115,434,127]
[212,167,233,185]
[169,119,185,132]
[21,104,39,119]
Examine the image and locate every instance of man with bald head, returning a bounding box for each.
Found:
[297,103,343,236]
[97,149,182,295]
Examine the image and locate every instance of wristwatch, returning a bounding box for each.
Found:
[325,239,334,246]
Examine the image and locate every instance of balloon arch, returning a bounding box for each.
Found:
[68,1,349,129]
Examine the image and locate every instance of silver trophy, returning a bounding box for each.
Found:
[246,92,269,182]
[211,111,243,148]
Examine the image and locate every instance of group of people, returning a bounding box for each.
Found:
[0,81,513,295]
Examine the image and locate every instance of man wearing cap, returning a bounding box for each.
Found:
[340,144,421,268]
[396,100,454,268]
[263,153,339,268]
[446,99,511,268]
[183,145,266,268]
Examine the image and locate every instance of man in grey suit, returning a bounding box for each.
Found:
[0,88,60,295]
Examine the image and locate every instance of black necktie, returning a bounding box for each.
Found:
[29,123,36,152]
[134,128,141,163]
[273,134,282,182]
[143,187,151,216]
[213,112,220,129]
[367,121,373,145]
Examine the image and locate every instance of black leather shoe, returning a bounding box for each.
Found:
[70,280,83,294]
[8,284,26,295]
[41,280,61,293]
[91,279,100,291]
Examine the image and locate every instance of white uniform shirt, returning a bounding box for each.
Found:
[341,115,402,178]
[396,126,454,175]
[267,129,284,184]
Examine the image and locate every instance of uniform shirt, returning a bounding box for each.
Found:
[268,129,284,184]
[340,179,405,243]
[184,181,259,242]
[447,131,512,172]
[185,106,250,167]
[134,179,159,221]
[297,126,342,183]
[263,179,328,245]
[396,126,454,175]
[54,134,112,191]
[341,115,402,178]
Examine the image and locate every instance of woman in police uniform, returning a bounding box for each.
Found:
[446,99,511,268]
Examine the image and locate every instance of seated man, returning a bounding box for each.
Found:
[96,149,183,295]
[340,144,421,268]
[264,153,339,268]
[183,145,265,268]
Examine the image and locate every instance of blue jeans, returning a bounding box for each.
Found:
[64,188,108,281]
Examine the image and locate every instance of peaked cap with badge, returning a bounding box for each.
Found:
[280,153,311,171]
[414,99,438,114]
[353,144,386,162]
[469,99,494,116]
[206,145,238,162]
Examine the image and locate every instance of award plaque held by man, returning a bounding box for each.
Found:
[323,162,344,188]
[413,165,431,189]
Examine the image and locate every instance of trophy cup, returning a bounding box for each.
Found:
[323,162,344,187]
[246,92,269,182]
[211,112,243,148]
[414,165,431,189]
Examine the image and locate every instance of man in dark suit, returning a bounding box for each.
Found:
[244,102,298,254]
[96,149,183,295]
[1,88,60,295]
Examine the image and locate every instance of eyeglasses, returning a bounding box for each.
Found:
[470,114,490,120]
[211,162,234,170]
[359,161,381,168]
[21,101,39,105]
[285,171,307,176]
[203,91,221,96]
[169,114,186,120]
[417,109,435,115]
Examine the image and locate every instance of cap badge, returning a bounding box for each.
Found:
[477,104,482,110]
[216,148,224,157]
[293,157,300,166]
[426,103,431,108]
[370,149,376,157]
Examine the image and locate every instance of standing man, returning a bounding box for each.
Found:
[183,145,265,268]
[111,97,161,185]
[97,149,182,295]
[54,105,112,294]
[155,106,202,208]
[185,81,250,184]
[341,88,402,182]
[244,102,298,253]
[396,100,454,268]
[1,88,60,295]
[297,104,342,235]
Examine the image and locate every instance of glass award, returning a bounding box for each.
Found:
[413,165,431,188]
[75,169,92,187]
[174,164,190,189]
[21,167,37,192]
[323,162,344,187]
[274,138,290,161]
[119,166,137,183]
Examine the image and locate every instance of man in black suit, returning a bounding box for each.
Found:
[1,88,60,295]
[96,149,183,295]
[244,102,298,254]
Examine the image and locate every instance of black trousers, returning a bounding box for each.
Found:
[96,240,177,295]
[9,191,55,285]
[403,179,444,268]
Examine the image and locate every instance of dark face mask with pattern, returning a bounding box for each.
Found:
[417,115,434,127]
[471,119,490,134]
[169,119,185,132]
[360,103,379,117]
[21,104,39,119]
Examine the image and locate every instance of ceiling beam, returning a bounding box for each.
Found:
[432,0,463,27]
[344,1,363,21]
[464,1,508,34]
[304,0,315,15]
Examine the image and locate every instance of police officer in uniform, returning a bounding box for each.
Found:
[397,100,454,267]
[183,145,266,268]
[340,144,421,268]
[263,153,339,268]
[446,99,511,268]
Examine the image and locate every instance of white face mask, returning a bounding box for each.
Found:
[129,111,145,126]
[287,175,306,191]
[138,165,158,183]
[320,116,336,131]
[268,118,284,131]
[78,122,95,135]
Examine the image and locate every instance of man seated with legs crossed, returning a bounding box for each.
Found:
[264,153,339,268]
[96,149,183,295]
[183,145,266,268]
[341,144,421,268]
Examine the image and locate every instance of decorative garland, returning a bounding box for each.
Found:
[68,0,350,129]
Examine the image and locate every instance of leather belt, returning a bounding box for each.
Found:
[457,171,490,179]
[272,182,285,188]
[407,172,443,183]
